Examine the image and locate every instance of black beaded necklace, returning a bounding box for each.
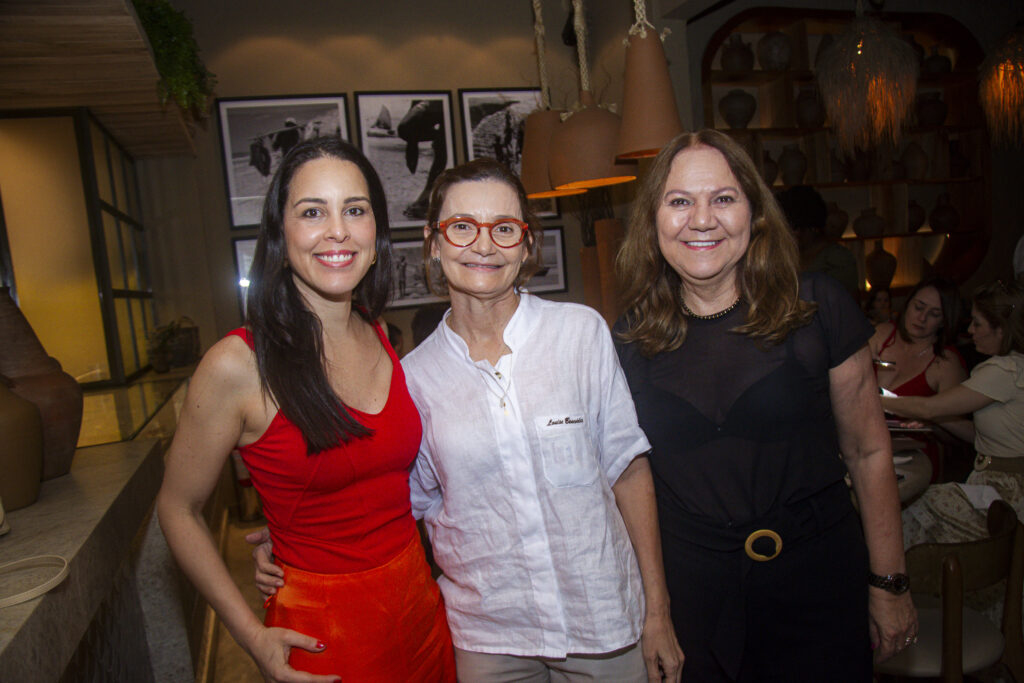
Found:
[681,296,742,320]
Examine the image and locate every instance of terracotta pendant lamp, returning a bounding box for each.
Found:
[979,24,1024,147]
[548,0,636,191]
[616,0,683,160]
[815,0,918,155]
[521,0,586,199]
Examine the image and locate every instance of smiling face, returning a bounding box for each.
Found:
[656,145,752,294]
[969,306,1004,356]
[427,179,528,303]
[902,286,945,342]
[282,156,376,308]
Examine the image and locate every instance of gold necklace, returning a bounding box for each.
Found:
[681,297,742,320]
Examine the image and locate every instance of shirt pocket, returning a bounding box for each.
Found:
[534,414,598,488]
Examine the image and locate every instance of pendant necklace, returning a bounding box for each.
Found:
[481,368,513,414]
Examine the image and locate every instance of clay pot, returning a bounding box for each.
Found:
[0,376,43,511]
[795,88,826,128]
[720,35,755,71]
[929,194,960,233]
[825,202,849,241]
[865,241,898,290]
[757,31,793,71]
[901,142,929,179]
[718,89,757,129]
[0,288,83,480]
[853,207,887,239]
[916,93,948,127]
[922,47,953,76]
[907,200,927,233]
[778,144,807,185]
[761,151,778,186]
[846,150,873,182]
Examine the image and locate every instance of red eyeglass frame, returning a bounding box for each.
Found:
[434,216,530,248]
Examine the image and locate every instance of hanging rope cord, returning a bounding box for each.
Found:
[572,0,592,93]
[629,0,655,38]
[531,0,551,109]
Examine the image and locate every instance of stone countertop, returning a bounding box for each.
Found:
[0,438,163,681]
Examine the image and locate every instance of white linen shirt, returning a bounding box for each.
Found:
[402,293,650,657]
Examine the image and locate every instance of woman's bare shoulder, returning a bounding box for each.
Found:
[191,335,260,395]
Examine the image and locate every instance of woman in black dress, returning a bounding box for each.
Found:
[614,129,916,681]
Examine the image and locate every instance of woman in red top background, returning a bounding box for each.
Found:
[156,138,455,683]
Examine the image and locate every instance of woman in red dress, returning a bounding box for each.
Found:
[157,138,455,683]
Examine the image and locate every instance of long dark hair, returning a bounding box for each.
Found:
[616,129,815,357]
[245,137,393,452]
[897,277,961,356]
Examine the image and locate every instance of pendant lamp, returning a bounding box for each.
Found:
[616,1,683,160]
[521,0,588,198]
[815,0,918,155]
[548,0,636,190]
[980,24,1024,147]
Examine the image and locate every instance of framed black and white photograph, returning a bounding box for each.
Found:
[389,238,445,308]
[458,88,557,218]
[217,95,350,228]
[524,226,567,294]
[231,236,258,316]
[355,91,456,228]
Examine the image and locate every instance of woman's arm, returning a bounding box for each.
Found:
[881,384,993,423]
[925,353,975,442]
[612,456,684,683]
[831,346,917,662]
[157,339,335,683]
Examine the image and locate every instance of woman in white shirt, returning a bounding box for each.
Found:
[258,158,683,682]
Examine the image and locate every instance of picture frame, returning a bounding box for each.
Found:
[388,237,445,309]
[457,87,557,219]
[525,226,567,294]
[354,91,456,228]
[217,95,351,228]
[231,236,258,316]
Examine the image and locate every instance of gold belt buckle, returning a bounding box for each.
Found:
[975,454,992,471]
[744,529,783,561]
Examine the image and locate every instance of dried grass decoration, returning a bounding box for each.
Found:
[816,13,919,155]
[980,25,1024,147]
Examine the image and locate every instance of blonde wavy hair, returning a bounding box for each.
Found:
[616,129,816,357]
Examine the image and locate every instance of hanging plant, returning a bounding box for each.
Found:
[132,0,217,120]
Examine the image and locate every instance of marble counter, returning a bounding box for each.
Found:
[0,439,163,681]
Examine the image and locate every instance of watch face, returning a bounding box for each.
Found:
[891,574,910,593]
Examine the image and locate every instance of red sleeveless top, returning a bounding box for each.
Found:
[878,326,965,397]
[231,323,421,574]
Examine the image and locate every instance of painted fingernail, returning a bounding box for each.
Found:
[316,641,326,650]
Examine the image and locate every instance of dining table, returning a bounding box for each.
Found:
[891,434,933,504]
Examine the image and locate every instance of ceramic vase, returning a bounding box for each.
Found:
[922,47,953,75]
[757,31,793,71]
[865,241,898,290]
[795,88,826,128]
[907,200,927,233]
[718,89,757,129]
[853,207,886,239]
[0,288,83,480]
[0,377,43,510]
[917,93,948,127]
[720,35,755,71]
[778,144,807,185]
[761,151,778,186]
[930,194,960,233]
[901,142,929,179]
[825,202,849,241]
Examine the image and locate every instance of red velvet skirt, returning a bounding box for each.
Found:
[264,536,455,681]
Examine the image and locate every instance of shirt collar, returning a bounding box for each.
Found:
[437,292,541,363]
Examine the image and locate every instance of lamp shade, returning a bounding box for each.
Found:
[980,25,1024,147]
[549,91,637,190]
[521,109,587,199]
[617,30,684,160]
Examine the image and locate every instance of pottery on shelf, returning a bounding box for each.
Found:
[757,31,792,71]
[853,207,887,239]
[718,89,757,129]
[778,144,807,185]
[825,202,849,241]
[901,142,929,179]
[916,92,948,127]
[795,88,826,128]
[0,288,83,480]
[907,200,927,233]
[929,194,960,233]
[922,47,953,76]
[720,34,755,71]
[761,151,778,186]
[865,240,898,290]
[846,150,873,182]
[829,149,847,183]
[0,376,43,511]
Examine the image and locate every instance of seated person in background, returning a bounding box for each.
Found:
[776,185,859,297]
[865,288,893,325]
[883,280,1024,549]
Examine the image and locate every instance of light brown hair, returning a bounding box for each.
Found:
[973,280,1024,355]
[616,129,815,357]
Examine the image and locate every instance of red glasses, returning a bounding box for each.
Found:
[435,217,529,248]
